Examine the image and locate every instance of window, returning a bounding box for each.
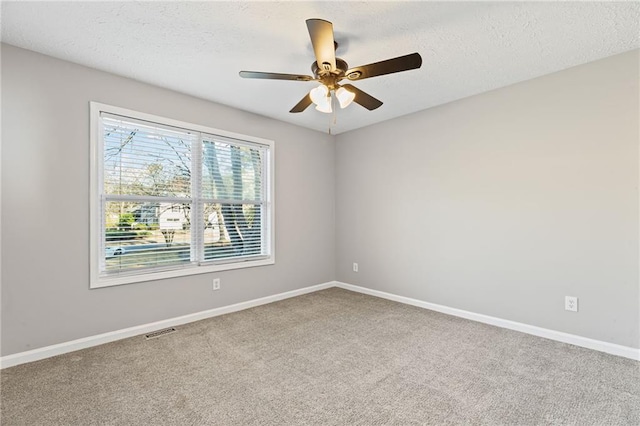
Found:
[90,103,274,288]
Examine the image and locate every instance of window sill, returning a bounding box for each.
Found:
[90,257,275,289]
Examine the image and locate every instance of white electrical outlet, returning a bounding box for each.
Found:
[212,278,221,291]
[353,263,358,272]
[565,296,578,312]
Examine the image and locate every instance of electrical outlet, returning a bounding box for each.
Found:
[565,296,578,312]
[212,278,221,291]
[353,263,358,272]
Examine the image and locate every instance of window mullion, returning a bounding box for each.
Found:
[192,135,204,263]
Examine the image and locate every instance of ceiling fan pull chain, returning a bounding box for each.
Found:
[328,105,333,135]
[332,95,337,126]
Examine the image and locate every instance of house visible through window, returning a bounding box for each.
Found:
[90,103,274,288]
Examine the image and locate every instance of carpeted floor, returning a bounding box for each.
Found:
[1,287,639,425]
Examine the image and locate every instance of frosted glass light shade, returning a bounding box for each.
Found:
[309,85,329,105]
[336,87,355,109]
[315,97,332,113]
[310,84,332,113]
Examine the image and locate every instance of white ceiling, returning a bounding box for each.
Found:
[2,1,639,134]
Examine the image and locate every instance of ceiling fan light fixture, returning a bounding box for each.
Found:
[314,96,333,113]
[335,86,355,109]
[309,84,329,105]
[310,84,332,113]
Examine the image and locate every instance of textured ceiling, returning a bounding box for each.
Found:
[2,1,639,134]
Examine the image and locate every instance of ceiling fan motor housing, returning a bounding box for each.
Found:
[312,58,350,89]
[313,58,348,77]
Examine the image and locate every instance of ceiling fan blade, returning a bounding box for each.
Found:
[306,18,337,73]
[239,71,315,81]
[342,84,383,110]
[345,53,422,81]
[290,93,313,113]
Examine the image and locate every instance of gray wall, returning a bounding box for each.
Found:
[2,44,639,357]
[1,44,336,356]
[336,50,640,348]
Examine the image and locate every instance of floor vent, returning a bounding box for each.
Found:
[145,327,177,340]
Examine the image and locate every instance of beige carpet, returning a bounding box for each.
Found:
[2,288,639,425]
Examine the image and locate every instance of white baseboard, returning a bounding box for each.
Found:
[0,281,337,369]
[3,280,638,368]
[335,281,640,361]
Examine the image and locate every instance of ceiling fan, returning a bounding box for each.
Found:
[239,18,422,114]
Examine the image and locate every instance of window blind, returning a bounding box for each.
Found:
[96,110,271,281]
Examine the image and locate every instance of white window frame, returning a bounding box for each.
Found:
[90,102,275,288]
